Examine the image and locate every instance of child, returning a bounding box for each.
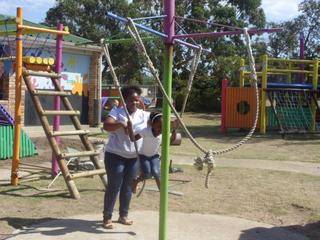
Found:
[131,112,178,192]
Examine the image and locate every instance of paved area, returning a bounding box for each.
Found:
[7,211,308,240]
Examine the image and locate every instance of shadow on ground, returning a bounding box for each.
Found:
[239,221,320,240]
[0,217,136,239]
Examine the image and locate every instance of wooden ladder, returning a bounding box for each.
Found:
[22,68,107,199]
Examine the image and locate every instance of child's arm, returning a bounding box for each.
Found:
[170,119,180,145]
[103,116,127,132]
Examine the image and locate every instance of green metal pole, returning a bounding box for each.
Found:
[159,1,174,239]
[159,45,173,240]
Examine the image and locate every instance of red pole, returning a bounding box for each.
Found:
[220,78,228,133]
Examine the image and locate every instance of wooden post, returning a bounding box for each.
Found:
[239,58,245,87]
[11,7,23,185]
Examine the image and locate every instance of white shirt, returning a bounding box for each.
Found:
[105,107,150,158]
[138,126,162,157]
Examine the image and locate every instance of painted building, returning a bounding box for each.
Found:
[0,16,102,126]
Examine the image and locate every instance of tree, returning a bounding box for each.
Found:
[267,0,320,59]
[45,0,266,112]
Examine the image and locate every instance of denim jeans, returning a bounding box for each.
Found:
[103,151,138,220]
[140,154,160,179]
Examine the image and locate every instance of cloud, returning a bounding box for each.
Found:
[0,0,56,22]
[262,0,304,22]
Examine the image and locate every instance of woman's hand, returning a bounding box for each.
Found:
[104,116,129,132]
[126,120,135,140]
[119,121,129,134]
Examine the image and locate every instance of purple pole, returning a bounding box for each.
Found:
[173,28,282,39]
[299,32,305,83]
[52,23,63,176]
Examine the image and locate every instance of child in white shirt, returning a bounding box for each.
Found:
[131,112,177,192]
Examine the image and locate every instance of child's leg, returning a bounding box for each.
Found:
[140,155,152,179]
[150,155,161,190]
[132,155,151,193]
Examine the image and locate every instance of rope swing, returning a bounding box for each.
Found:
[103,18,260,188]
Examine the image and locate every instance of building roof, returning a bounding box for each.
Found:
[0,14,94,45]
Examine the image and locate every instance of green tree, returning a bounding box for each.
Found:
[267,0,320,59]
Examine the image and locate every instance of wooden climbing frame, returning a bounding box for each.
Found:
[22,68,107,199]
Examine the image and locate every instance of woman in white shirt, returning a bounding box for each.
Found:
[102,85,149,229]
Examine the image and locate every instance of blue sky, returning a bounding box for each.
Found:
[0,0,304,24]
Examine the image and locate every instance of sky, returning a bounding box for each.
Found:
[0,0,304,24]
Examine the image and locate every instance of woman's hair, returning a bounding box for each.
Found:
[150,112,162,124]
[121,85,142,99]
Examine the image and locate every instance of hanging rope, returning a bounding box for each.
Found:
[180,47,202,117]
[124,19,259,187]
[174,19,203,117]
[100,40,141,161]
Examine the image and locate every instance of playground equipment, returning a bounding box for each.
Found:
[221,55,319,135]
[0,103,37,159]
[104,3,280,238]
[1,8,107,199]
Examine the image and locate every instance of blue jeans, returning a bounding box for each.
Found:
[103,152,138,220]
[140,154,160,179]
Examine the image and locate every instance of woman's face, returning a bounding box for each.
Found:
[125,92,140,113]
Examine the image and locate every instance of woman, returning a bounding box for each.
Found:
[102,85,150,229]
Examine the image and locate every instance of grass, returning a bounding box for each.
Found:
[168,113,320,163]
[96,113,320,162]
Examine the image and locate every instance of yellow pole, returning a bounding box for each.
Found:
[287,62,292,83]
[260,54,268,134]
[311,59,319,131]
[18,25,69,35]
[239,58,245,87]
[11,7,23,185]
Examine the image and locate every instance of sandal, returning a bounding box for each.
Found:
[102,219,114,229]
[118,216,133,225]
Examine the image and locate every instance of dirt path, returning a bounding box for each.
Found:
[172,155,320,176]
